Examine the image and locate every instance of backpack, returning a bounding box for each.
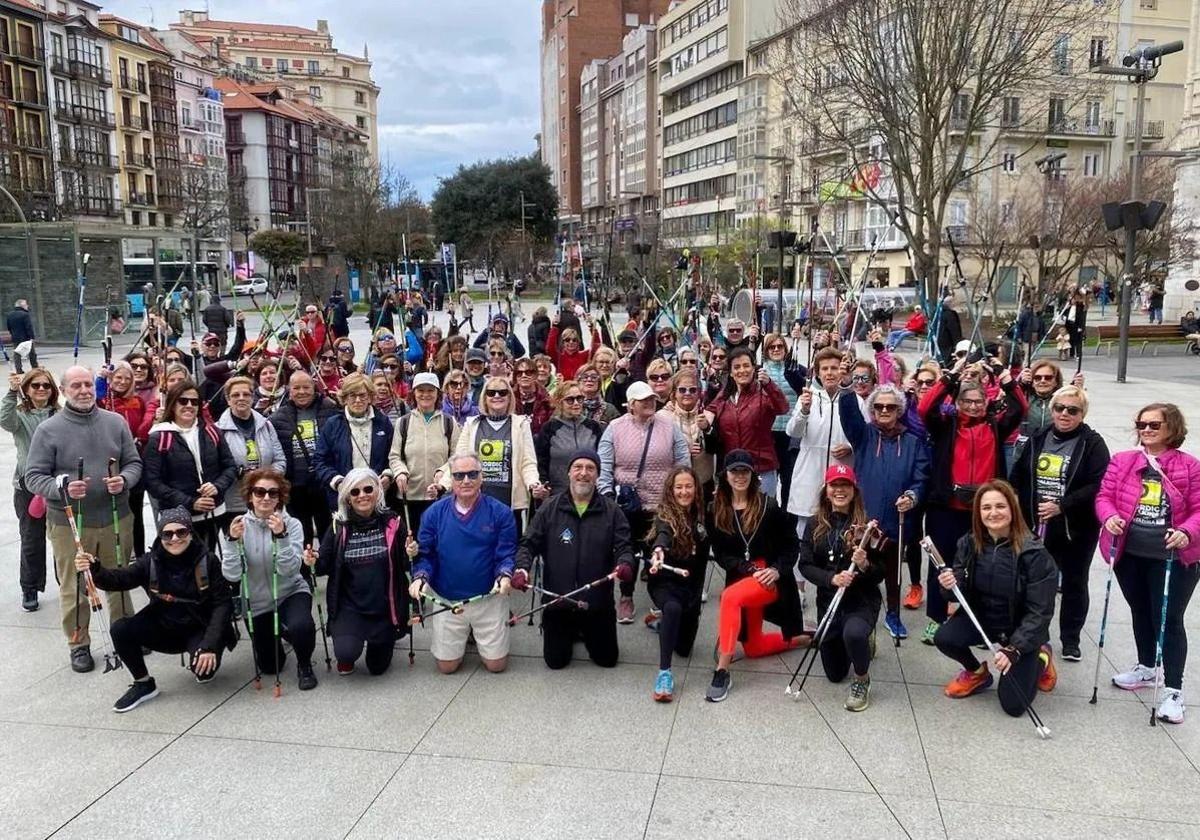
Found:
[147,552,210,604]
[397,413,454,465]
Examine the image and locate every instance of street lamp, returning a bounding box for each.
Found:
[754,154,794,327]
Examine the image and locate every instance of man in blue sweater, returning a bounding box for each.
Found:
[411,453,516,674]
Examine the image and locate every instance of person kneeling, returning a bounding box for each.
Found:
[513,449,635,670]
[798,466,888,712]
[933,480,1058,717]
[77,507,235,713]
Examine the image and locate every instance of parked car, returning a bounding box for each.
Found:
[233,276,268,295]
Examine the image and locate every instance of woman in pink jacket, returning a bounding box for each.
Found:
[1095,403,1200,724]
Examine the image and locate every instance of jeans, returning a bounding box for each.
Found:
[886,329,914,349]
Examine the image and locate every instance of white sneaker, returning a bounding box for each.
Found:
[1157,689,1185,724]
[1112,663,1158,691]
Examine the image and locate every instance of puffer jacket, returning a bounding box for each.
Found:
[215,409,287,514]
[1096,448,1200,566]
[798,514,889,617]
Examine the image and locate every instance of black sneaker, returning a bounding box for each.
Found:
[297,663,318,691]
[113,678,158,713]
[705,668,732,703]
[20,589,38,612]
[70,647,94,673]
[1062,644,1082,662]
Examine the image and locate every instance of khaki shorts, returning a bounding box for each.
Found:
[429,592,511,662]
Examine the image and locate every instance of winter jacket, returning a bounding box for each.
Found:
[215,410,287,514]
[535,416,604,493]
[88,538,234,655]
[648,513,710,605]
[388,410,460,501]
[943,533,1057,656]
[546,324,600,381]
[527,314,551,357]
[598,412,690,512]
[143,421,237,520]
[327,296,351,337]
[1096,448,1200,567]
[709,496,805,640]
[1010,424,1109,548]
[441,394,479,426]
[798,514,889,618]
[515,490,635,611]
[786,386,851,518]
[762,359,807,433]
[513,384,554,435]
[102,392,146,446]
[270,395,340,485]
[219,510,308,618]
[0,389,54,488]
[415,494,516,600]
[471,329,526,358]
[202,302,234,337]
[5,305,34,342]
[313,410,394,506]
[315,511,410,631]
[707,379,790,472]
[445,414,540,511]
[838,389,929,540]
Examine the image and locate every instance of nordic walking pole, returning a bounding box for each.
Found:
[894,515,905,648]
[60,465,121,672]
[107,458,124,568]
[271,539,282,698]
[923,537,1051,739]
[237,540,263,690]
[1151,543,1178,727]
[508,571,618,626]
[1090,542,1119,705]
[303,542,330,672]
[72,255,89,363]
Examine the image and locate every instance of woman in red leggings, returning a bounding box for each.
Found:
[706,449,808,702]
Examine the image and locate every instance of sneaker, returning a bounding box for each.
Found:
[1157,689,1185,724]
[1112,663,1157,691]
[884,611,907,640]
[653,669,674,702]
[70,647,95,673]
[920,620,940,646]
[336,661,355,676]
[1037,644,1057,693]
[845,675,871,712]
[113,678,159,713]
[944,664,993,698]
[617,597,635,624]
[1061,644,1082,662]
[902,584,923,610]
[644,609,661,632]
[298,663,318,691]
[705,668,732,703]
[20,589,38,612]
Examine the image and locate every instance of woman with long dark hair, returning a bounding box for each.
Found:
[706,346,790,497]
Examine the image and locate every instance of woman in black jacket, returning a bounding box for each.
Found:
[648,466,710,703]
[1010,384,1109,662]
[528,306,551,357]
[706,449,807,703]
[270,372,340,545]
[143,380,237,550]
[798,465,888,712]
[933,480,1058,718]
[307,468,411,676]
[76,506,235,713]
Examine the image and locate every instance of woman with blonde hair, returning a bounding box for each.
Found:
[314,372,394,507]
[535,379,603,494]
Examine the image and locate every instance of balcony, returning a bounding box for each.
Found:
[1,41,45,66]
[845,227,906,250]
[1047,117,1116,138]
[123,152,154,169]
[180,117,200,133]
[69,59,111,86]
[126,191,156,207]
[0,83,47,108]
[59,149,119,170]
[0,173,52,194]
[1129,120,1166,140]
[118,75,147,95]
[227,129,246,146]
[1050,58,1073,76]
[121,114,147,131]
[62,194,122,217]
[63,105,116,128]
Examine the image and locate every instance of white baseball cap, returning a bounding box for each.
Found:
[412,372,440,390]
[626,381,655,403]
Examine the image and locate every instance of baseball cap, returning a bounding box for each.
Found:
[724,450,754,471]
[824,464,858,486]
[412,372,440,390]
[626,381,655,403]
[955,340,973,356]
[465,348,487,364]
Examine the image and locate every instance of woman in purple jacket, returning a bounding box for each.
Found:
[1096,403,1200,724]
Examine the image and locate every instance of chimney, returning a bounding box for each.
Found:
[180,10,194,26]
[317,19,329,35]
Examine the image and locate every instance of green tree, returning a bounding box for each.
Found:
[249,230,307,291]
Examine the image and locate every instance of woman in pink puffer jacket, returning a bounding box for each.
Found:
[1095,403,1200,724]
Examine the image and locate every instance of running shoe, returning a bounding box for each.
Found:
[653,669,674,702]
[705,668,731,703]
[902,583,924,610]
[336,661,355,676]
[1112,663,1157,691]
[1061,644,1082,662]
[617,597,635,624]
[1037,644,1057,693]
[944,665,993,698]
[845,676,871,712]
[1157,689,1185,724]
[920,620,940,646]
[644,609,661,632]
[884,611,908,640]
[113,678,159,713]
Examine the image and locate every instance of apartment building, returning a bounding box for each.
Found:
[171,11,379,160]
[0,0,53,218]
[1164,0,1200,318]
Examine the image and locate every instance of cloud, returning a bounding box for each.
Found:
[105,0,542,198]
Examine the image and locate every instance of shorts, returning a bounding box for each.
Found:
[429,592,511,662]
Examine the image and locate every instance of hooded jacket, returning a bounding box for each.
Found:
[219,509,308,618]
[1095,448,1200,567]
[143,420,237,520]
[215,409,287,513]
[315,511,410,631]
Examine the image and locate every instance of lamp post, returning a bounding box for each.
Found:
[754,154,794,329]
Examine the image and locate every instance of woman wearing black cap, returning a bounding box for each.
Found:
[707,449,807,703]
[74,506,235,713]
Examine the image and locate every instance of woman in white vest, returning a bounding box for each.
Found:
[787,347,854,538]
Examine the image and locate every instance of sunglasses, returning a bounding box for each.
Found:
[130,362,149,369]
[578,373,600,381]
[648,373,671,382]
[515,369,534,377]
[176,396,201,407]
[161,527,191,542]
[337,346,353,353]
[1052,404,1081,416]
[767,344,786,352]
[485,389,510,398]
[712,354,727,362]
[451,470,481,481]
[676,386,698,395]
[489,351,506,358]
[563,337,579,343]
[727,328,743,334]
[27,382,52,390]
[1136,420,1163,431]
[203,340,220,347]
[446,381,466,388]
[679,358,698,366]
[1032,374,1057,382]
[851,374,873,383]
[319,355,336,362]
[382,364,401,371]
[348,485,376,497]
[873,404,899,413]
[916,378,936,387]
[377,335,395,342]
[562,395,584,404]
[250,486,280,499]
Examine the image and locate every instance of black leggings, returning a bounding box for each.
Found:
[933,613,1042,717]
[286,483,333,548]
[111,605,225,681]
[1116,553,1200,690]
[819,607,876,681]
[925,506,971,622]
[248,591,316,672]
[128,481,147,557]
[620,509,654,598]
[331,611,395,675]
[13,483,47,592]
[541,606,618,670]
[772,430,797,507]
[649,585,700,670]
[1046,529,1098,648]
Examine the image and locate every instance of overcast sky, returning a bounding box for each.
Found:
[104,0,543,199]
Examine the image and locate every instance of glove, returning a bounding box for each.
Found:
[614,563,634,584]
[510,568,530,591]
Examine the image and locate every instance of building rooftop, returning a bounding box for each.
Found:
[173,17,321,38]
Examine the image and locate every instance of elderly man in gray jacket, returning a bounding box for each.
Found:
[24,366,142,673]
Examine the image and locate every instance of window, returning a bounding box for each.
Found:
[130,210,140,226]
[355,91,365,105]
[625,13,639,26]
[1140,0,1157,8]
[356,116,366,129]
[1052,35,1070,74]
[1048,97,1066,130]
[181,104,191,126]
[1089,37,1107,66]
[947,200,968,228]
[342,67,350,78]
[1083,152,1101,177]
[1001,148,1017,173]
[1085,100,1101,128]
[246,56,257,68]
[1000,201,1014,224]
[309,85,321,100]
[308,60,319,74]
[1001,96,1020,127]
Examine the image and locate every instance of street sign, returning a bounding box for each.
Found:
[615,217,637,231]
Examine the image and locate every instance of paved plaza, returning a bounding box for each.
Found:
[3,296,1200,839]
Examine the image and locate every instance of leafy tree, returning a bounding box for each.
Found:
[249,229,306,289]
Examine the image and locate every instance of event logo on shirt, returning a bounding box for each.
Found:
[244,439,260,466]
[560,527,574,545]
[297,419,316,441]
[1137,478,1168,526]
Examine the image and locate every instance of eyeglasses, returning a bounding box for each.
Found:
[562,395,584,405]
[27,382,51,391]
[648,373,671,382]
[767,344,786,352]
[176,396,201,407]
[160,527,191,542]
[228,391,252,401]
[345,392,370,401]
[873,404,900,413]
[382,363,401,371]
[1136,420,1163,431]
[515,369,534,377]
[489,351,506,358]
[676,386,698,395]
[485,389,509,398]
[578,373,600,381]
[564,337,579,343]
[348,485,376,498]
[916,378,936,387]
[959,398,986,407]
[250,486,280,499]
[319,355,336,362]
[130,362,149,370]
[851,374,873,384]
[1032,374,1057,383]
[451,470,481,481]
[1051,404,1082,416]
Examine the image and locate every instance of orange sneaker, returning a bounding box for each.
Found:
[1037,644,1057,693]
[902,583,924,610]
[945,664,993,698]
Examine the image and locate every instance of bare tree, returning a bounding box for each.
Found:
[179,163,229,242]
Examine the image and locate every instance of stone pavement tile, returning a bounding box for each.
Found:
[644,776,909,840]
[53,735,404,840]
[938,799,1200,840]
[191,657,471,753]
[416,656,678,773]
[880,796,948,840]
[347,754,657,840]
[0,720,172,839]
[0,625,74,691]
[660,669,873,794]
[911,684,1200,824]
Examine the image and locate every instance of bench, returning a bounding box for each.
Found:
[1092,323,1194,357]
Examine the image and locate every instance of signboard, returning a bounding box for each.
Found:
[615,217,637,231]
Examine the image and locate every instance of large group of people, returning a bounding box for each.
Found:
[7,286,1198,728]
